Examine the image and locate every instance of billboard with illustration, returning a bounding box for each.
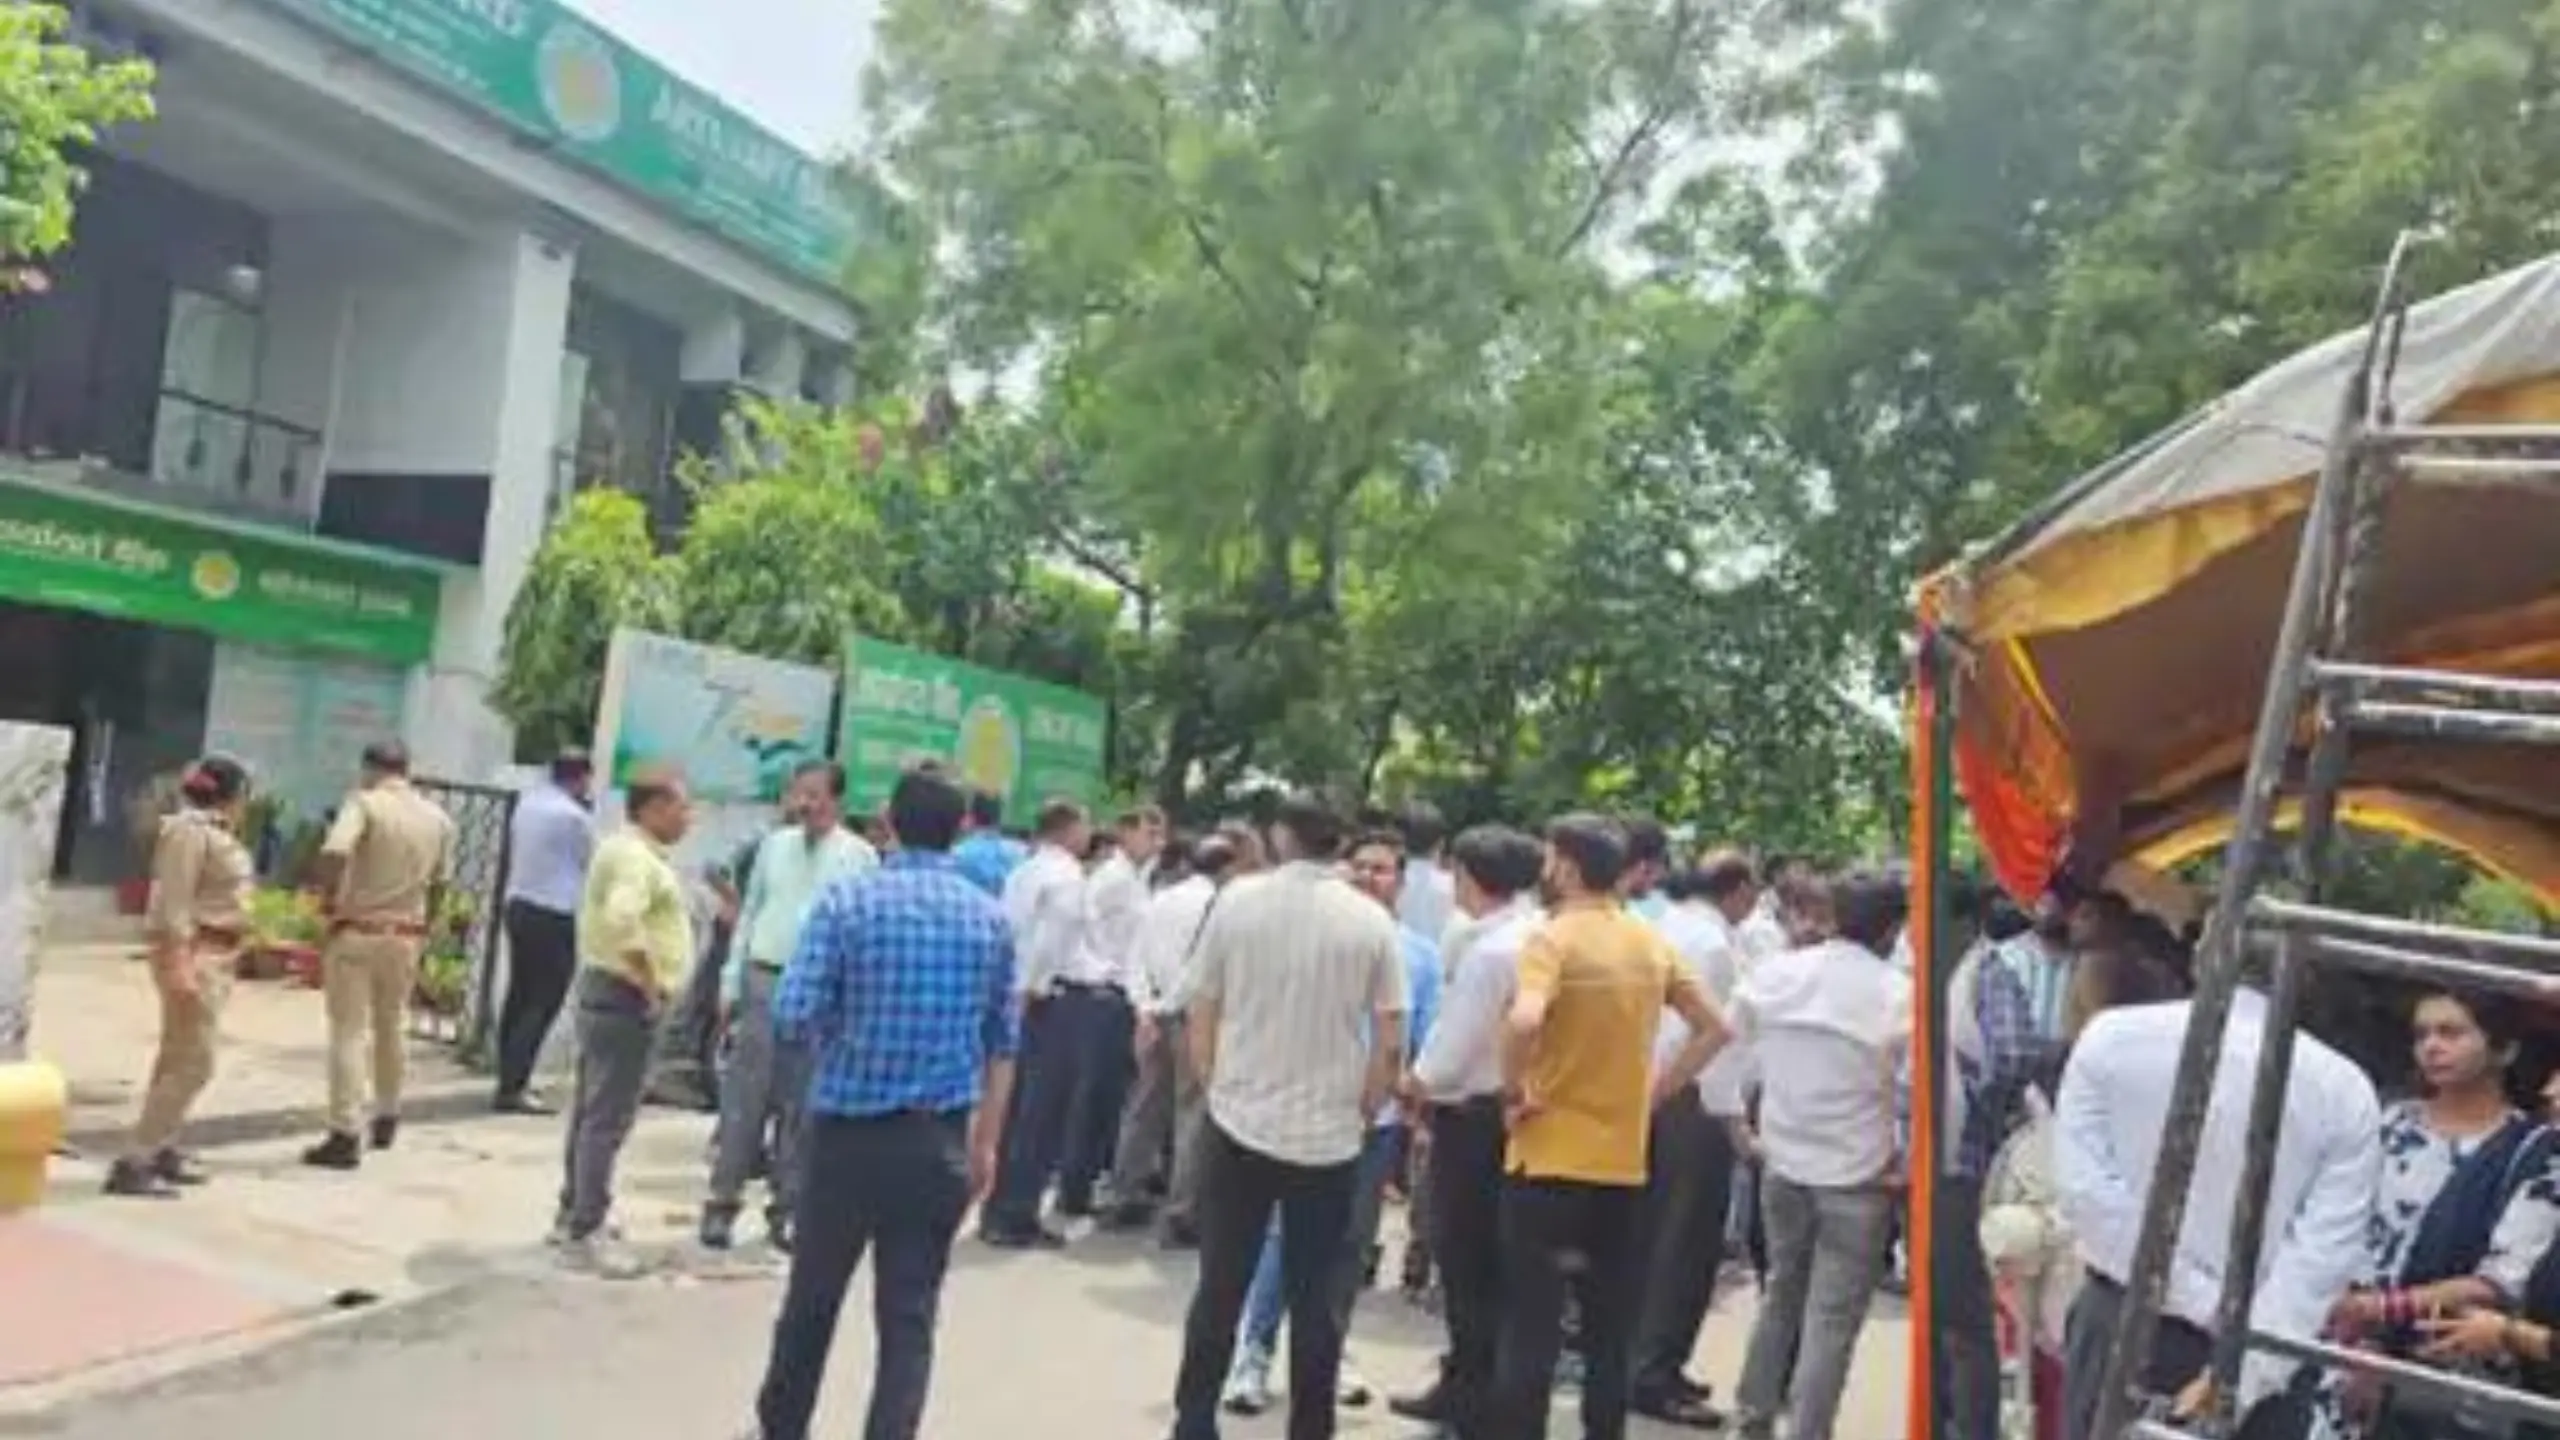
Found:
[838,636,1108,813]
[592,629,836,806]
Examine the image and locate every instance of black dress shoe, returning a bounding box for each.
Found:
[1632,1389,1727,1430]
[104,1157,180,1198]
[979,1221,1067,1251]
[699,1205,739,1251]
[151,1148,210,1186]
[1158,1216,1200,1250]
[369,1117,399,1151]
[302,1131,363,1170]
[1098,1200,1155,1231]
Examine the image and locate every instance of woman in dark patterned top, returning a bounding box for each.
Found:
[2315,990,2560,1440]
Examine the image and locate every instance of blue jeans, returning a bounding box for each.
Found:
[1238,1124,1404,1354]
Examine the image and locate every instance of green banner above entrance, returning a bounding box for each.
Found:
[841,636,1110,813]
[0,480,442,665]
[259,0,856,286]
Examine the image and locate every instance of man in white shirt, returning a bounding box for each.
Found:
[1106,827,1247,1236]
[1062,806,1166,1218]
[1631,850,1763,1427]
[1389,824,1548,1436]
[1730,868,1914,1440]
[1169,794,1406,1440]
[981,799,1098,1249]
[1736,855,1804,963]
[2053,978,2379,1440]
[1397,802,1458,947]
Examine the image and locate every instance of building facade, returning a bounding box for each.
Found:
[0,0,858,882]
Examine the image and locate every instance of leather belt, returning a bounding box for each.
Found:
[194,924,247,948]
[332,918,430,938]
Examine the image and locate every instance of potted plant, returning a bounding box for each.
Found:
[242,887,323,983]
[410,888,479,1034]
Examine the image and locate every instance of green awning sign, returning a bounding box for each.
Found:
[258,0,857,287]
[840,635,1109,812]
[0,480,442,664]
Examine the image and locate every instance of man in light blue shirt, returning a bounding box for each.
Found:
[952,790,1029,898]
[495,750,596,1114]
[700,760,879,1251]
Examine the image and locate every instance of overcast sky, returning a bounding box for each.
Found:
[571,0,879,155]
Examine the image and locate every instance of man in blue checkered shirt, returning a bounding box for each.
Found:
[742,764,1021,1440]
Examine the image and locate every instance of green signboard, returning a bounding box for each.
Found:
[840,635,1110,813]
[0,480,443,664]
[260,0,856,285]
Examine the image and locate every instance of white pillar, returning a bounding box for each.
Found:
[0,723,72,1063]
[406,230,576,781]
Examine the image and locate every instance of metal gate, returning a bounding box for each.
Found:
[411,776,516,1060]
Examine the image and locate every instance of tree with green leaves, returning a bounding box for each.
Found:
[491,490,675,759]
[868,0,1770,810]
[0,5,152,290]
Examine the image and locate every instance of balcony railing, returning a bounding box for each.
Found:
[0,371,323,530]
[148,388,323,517]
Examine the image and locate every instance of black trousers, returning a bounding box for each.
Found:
[986,985,1125,1228]
[495,900,577,1102]
[1632,1095,1739,1397]
[1430,1098,1509,1439]
[1936,1178,2003,1440]
[753,1109,973,1440]
[1492,1176,1646,1440]
[1172,1121,1359,1440]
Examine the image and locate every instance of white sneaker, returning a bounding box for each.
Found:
[1337,1356,1372,1408]
[558,1231,648,1280]
[1222,1346,1273,1416]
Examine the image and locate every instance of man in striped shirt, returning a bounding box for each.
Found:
[1169,794,1407,1440]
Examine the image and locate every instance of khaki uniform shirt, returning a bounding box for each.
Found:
[147,809,253,946]
[321,778,456,926]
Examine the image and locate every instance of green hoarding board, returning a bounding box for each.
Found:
[259,0,856,285]
[840,635,1109,813]
[0,479,443,664]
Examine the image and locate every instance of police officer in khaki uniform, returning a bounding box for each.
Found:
[302,741,455,1171]
[106,755,257,1199]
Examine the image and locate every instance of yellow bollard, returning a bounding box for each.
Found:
[0,1060,68,1212]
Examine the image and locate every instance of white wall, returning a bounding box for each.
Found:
[412,231,579,783]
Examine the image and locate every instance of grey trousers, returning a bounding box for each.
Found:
[558,968,660,1239]
[2062,1274,2214,1440]
[1112,1012,1200,1210]
[1735,1172,1896,1440]
[708,965,810,1217]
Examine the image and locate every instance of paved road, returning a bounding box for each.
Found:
[20,1234,1911,1438]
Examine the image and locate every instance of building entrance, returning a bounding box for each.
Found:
[0,601,213,884]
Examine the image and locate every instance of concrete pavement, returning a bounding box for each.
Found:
[5,940,1911,1434]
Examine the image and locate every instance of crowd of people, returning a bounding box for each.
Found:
[108,727,2560,1440]
[119,741,1938,1439]
[457,741,1938,1438]
[1940,866,2560,1440]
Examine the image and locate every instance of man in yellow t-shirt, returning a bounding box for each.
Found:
[1493,814,1731,1439]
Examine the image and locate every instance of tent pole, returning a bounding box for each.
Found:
[1909,623,1958,1440]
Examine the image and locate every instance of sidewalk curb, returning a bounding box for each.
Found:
[0,1282,455,1427]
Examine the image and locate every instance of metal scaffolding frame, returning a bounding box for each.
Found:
[2092,232,2560,1440]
